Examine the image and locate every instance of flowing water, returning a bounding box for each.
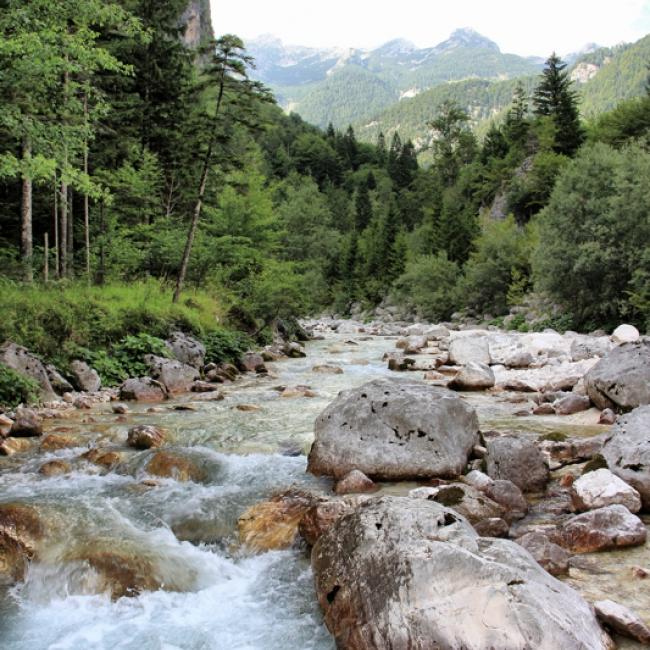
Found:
[0,331,648,649]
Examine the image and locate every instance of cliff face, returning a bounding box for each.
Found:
[180,0,214,48]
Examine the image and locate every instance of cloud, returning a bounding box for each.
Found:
[213,0,650,56]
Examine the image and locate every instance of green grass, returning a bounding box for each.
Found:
[0,279,225,364]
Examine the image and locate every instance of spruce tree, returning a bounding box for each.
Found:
[533,53,584,155]
[354,183,373,231]
[504,82,529,148]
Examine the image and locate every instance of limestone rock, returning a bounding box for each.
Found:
[485,436,549,493]
[611,324,640,344]
[448,361,495,391]
[334,470,376,495]
[312,496,611,650]
[312,364,344,375]
[601,406,650,509]
[484,479,528,522]
[308,378,479,480]
[70,360,101,392]
[571,468,641,513]
[39,459,71,476]
[145,451,204,482]
[554,394,591,415]
[0,503,44,585]
[45,364,74,394]
[555,504,646,552]
[516,532,570,576]
[10,408,43,437]
[594,599,650,645]
[145,355,199,394]
[0,341,55,401]
[119,377,168,402]
[165,331,205,369]
[584,340,650,411]
[127,425,165,450]
[448,336,491,365]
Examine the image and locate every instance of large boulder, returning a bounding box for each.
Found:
[127,425,166,450]
[601,406,650,509]
[0,341,55,401]
[571,468,641,513]
[119,377,168,402]
[312,496,611,650]
[144,355,199,394]
[554,504,646,552]
[448,336,491,366]
[0,503,44,585]
[307,379,479,480]
[45,364,74,394]
[584,340,650,411]
[515,532,571,576]
[10,407,43,437]
[165,331,206,369]
[485,436,549,493]
[594,600,650,645]
[448,362,495,391]
[70,360,101,392]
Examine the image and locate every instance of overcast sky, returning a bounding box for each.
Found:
[212,0,650,56]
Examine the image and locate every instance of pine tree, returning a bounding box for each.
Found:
[343,125,359,171]
[376,132,387,165]
[504,82,529,148]
[387,132,402,184]
[533,53,584,155]
[354,183,373,231]
[428,101,471,186]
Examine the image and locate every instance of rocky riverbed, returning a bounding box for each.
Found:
[0,320,649,649]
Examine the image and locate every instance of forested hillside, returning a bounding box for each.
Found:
[0,0,649,410]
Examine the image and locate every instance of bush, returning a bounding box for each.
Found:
[533,142,650,330]
[0,363,40,407]
[203,328,252,365]
[390,252,460,321]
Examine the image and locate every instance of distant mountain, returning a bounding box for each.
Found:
[351,33,650,160]
[247,28,543,128]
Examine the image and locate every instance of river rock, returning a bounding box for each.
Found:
[570,337,612,362]
[10,407,43,437]
[485,436,549,493]
[448,336,491,365]
[127,425,165,450]
[145,451,204,482]
[0,341,56,401]
[70,360,101,392]
[611,324,640,344]
[238,490,318,552]
[238,352,266,373]
[0,437,34,456]
[39,459,71,476]
[312,496,611,650]
[40,434,78,451]
[308,378,479,480]
[299,500,355,547]
[119,377,168,402]
[473,517,510,537]
[534,403,556,415]
[554,394,591,415]
[0,413,13,437]
[45,364,74,394]
[515,532,571,576]
[312,364,344,375]
[165,331,205,369]
[144,355,199,394]
[448,362,495,391]
[599,409,616,425]
[537,434,609,470]
[0,503,44,585]
[334,470,376,495]
[396,335,428,354]
[571,468,642,513]
[601,406,650,509]
[284,342,306,358]
[484,479,528,521]
[594,599,650,645]
[584,340,650,411]
[555,504,647,552]
[504,351,534,368]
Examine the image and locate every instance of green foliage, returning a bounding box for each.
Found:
[533,142,650,329]
[0,363,40,407]
[505,313,530,332]
[203,328,252,365]
[391,253,461,321]
[458,216,532,316]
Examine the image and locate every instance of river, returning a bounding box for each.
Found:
[0,329,648,649]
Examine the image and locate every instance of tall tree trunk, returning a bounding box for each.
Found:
[60,173,68,278]
[173,66,226,304]
[83,93,91,280]
[67,187,74,277]
[53,172,60,279]
[98,200,106,286]
[21,138,33,283]
[44,233,49,283]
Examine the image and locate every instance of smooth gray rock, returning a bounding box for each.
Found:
[554,393,591,415]
[584,340,650,411]
[308,379,479,480]
[485,436,550,493]
[554,504,647,552]
[0,342,55,401]
[594,599,650,644]
[484,479,528,522]
[119,377,168,402]
[571,468,641,513]
[312,496,612,650]
[601,406,650,509]
[516,532,571,576]
[448,336,491,365]
[165,331,206,369]
[504,351,534,368]
[448,361,495,391]
[70,360,101,392]
[144,355,199,394]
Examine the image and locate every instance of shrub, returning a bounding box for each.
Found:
[0,363,40,407]
[203,329,252,365]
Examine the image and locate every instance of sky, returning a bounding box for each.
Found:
[212,0,650,56]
